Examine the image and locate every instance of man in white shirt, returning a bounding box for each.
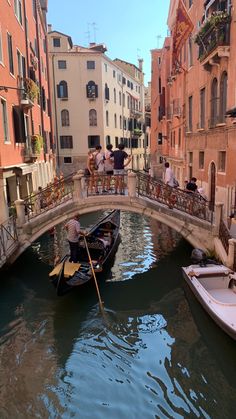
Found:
[65,214,85,262]
[164,162,175,187]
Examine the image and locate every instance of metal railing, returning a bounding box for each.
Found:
[86,173,128,197]
[136,172,214,223]
[23,173,75,220]
[0,216,18,265]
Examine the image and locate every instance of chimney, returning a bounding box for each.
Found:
[48,24,52,33]
[138,58,143,71]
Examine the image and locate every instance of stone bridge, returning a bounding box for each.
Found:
[5,170,233,268]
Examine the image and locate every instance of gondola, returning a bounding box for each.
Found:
[49,210,120,296]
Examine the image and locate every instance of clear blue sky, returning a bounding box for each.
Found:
[48,0,170,84]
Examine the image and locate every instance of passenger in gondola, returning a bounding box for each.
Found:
[65,214,86,263]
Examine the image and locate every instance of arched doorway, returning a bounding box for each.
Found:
[209,162,216,211]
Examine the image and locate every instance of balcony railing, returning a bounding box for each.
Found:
[19,77,39,108]
[195,12,231,62]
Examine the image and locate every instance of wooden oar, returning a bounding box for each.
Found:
[83,235,104,314]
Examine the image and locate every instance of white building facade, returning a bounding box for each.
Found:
[48,30,149,175]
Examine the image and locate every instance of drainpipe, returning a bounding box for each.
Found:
[35,0,45,158]
[22,0,34,138]
[45,27,54,173]
[52,54,60,172]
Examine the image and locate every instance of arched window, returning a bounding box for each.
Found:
[89,109,97,126]
[106,110,109,127]
[114,113,117,128]
[57,80,68,98]
[114,88,116,103]
[86,80,98,98]
[210,78,218,127]
[219,71,227,123]
[61,109,70,126]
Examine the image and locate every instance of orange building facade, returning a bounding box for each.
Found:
[0,0,54,222]
[151,0,236,217]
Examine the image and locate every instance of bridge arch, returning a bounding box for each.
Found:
[20,195,214,257]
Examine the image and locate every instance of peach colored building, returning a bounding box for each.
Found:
[0,0,53,222]
[151,0,236,217]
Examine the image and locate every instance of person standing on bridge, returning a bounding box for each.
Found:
[164,162,175,187]
[113,143,132,194]
[65,215,86,263]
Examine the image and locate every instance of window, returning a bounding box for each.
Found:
[199,151,204,169]
[122,77,126,85]
[106,135,111,145]
[64,157,72,164]
[114,113,117,128]
[178,128,181,146]
[87,60,95,69]
[123,93,125,107]
[12,106,26,143]
[32,0,36,19]
[0,27,3,63]
[189,0,193,7]
[127,95,130,109]
[104,63,107,72]
[14,0,23,25]
[86,81,98,99]
[58,60,67,69]
[120,115,122,129]
[127,80,130,88]
[113,70,116,78]
[119,91,121,106]
[219,72,227,123]
[188,36,193,67]
[123,117,127,130]
[105,83,110,100]
[7,33,14,74]
[200,88,205,128]
[115,137,119,148]
[53,38,61,47]
[188,95,193,131]
[106,110,109,127]
[210,78,218,127]
[1,98,10,142]
[57,80,68,98]
[88,135,100,148]
[113,88,116,103]
[218,151,226,172]
[60,135,73,149]
[89,109,97,126]
[61,109,70,126]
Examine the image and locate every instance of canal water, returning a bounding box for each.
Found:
[0,211,236,418]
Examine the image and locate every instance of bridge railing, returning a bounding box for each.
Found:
[23,173,75,220]
[136,172,214,223]
[0,216,18,265]
[85,172,128,196]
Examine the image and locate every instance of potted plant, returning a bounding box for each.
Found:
[24,78,39,102]
[31,134,43,154]
[133,128,143,137]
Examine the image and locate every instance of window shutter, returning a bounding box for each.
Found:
[57,84,61,98]
[95,85,98,98]
[13,107,26,143]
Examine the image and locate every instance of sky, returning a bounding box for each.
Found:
[47,0,170,84]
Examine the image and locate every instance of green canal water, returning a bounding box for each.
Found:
[0,211,236,418]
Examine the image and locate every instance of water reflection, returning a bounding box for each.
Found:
[0,212,236,418]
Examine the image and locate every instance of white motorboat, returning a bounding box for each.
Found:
[182,264,236,340]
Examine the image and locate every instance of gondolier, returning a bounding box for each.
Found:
[65,214,85,263]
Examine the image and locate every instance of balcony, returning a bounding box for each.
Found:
[24,135,43,162]
[19,77,39,108]
[195,12,231,68]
